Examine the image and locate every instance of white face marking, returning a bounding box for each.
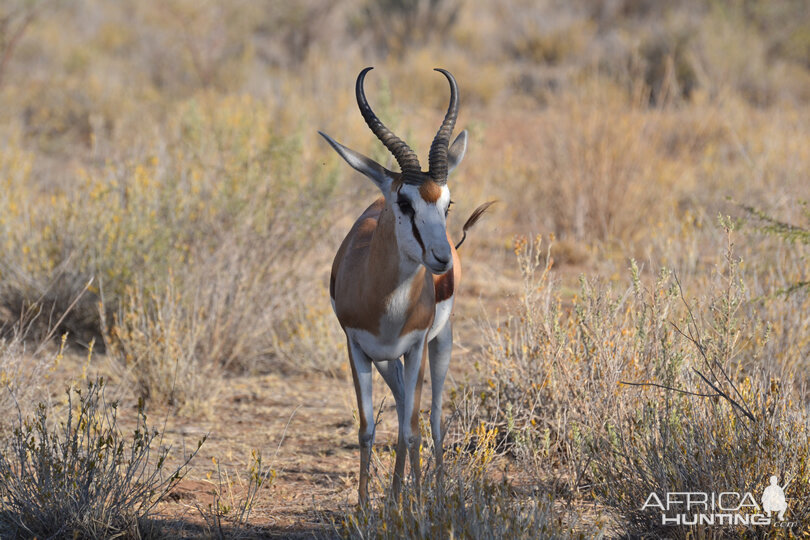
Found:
[390,184,453,275]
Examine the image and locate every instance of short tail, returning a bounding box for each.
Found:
[455,201,496,250]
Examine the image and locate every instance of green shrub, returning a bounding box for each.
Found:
[0,377,204,539]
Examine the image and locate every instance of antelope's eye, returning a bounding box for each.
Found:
[397,199,414,215]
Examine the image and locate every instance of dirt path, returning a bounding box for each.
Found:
[152,371,361,537]
[151,366,483,536]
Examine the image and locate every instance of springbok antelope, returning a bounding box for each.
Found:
[320,67,491,503]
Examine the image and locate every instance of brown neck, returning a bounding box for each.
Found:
[367,202,425,296]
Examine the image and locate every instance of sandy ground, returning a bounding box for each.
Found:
[153,371,364,537]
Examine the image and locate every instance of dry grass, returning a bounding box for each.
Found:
[470,225,810,536]
[0,329,60,430]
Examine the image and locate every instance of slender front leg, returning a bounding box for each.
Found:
[428,321,452,481]
[374,359,406,500]
[403,336,428,497]
[347,338,375,505]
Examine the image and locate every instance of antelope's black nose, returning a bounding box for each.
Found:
[431,249,450,266]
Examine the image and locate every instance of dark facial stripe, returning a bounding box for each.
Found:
[409,213,425,257]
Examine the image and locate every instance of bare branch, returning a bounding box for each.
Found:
[671,271,756,424]
[692,368,755,423]
[618,380,719,398]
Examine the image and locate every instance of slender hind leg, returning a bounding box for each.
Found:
[347,338,374,505]
[374,359,406,500]
[402,338,428,497]
[428,321,452,482]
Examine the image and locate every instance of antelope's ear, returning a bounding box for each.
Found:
[447,130,467,174]
[319,131,393,191]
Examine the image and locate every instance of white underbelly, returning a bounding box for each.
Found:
[343,295,453,360]
[346,327,423,361]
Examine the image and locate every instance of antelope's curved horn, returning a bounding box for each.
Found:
[428,68,459,184]
[356,67,421,175]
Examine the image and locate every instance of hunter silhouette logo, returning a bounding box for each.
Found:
[762,475,788,521]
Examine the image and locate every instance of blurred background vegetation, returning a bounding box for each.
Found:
[1,0,808,359]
